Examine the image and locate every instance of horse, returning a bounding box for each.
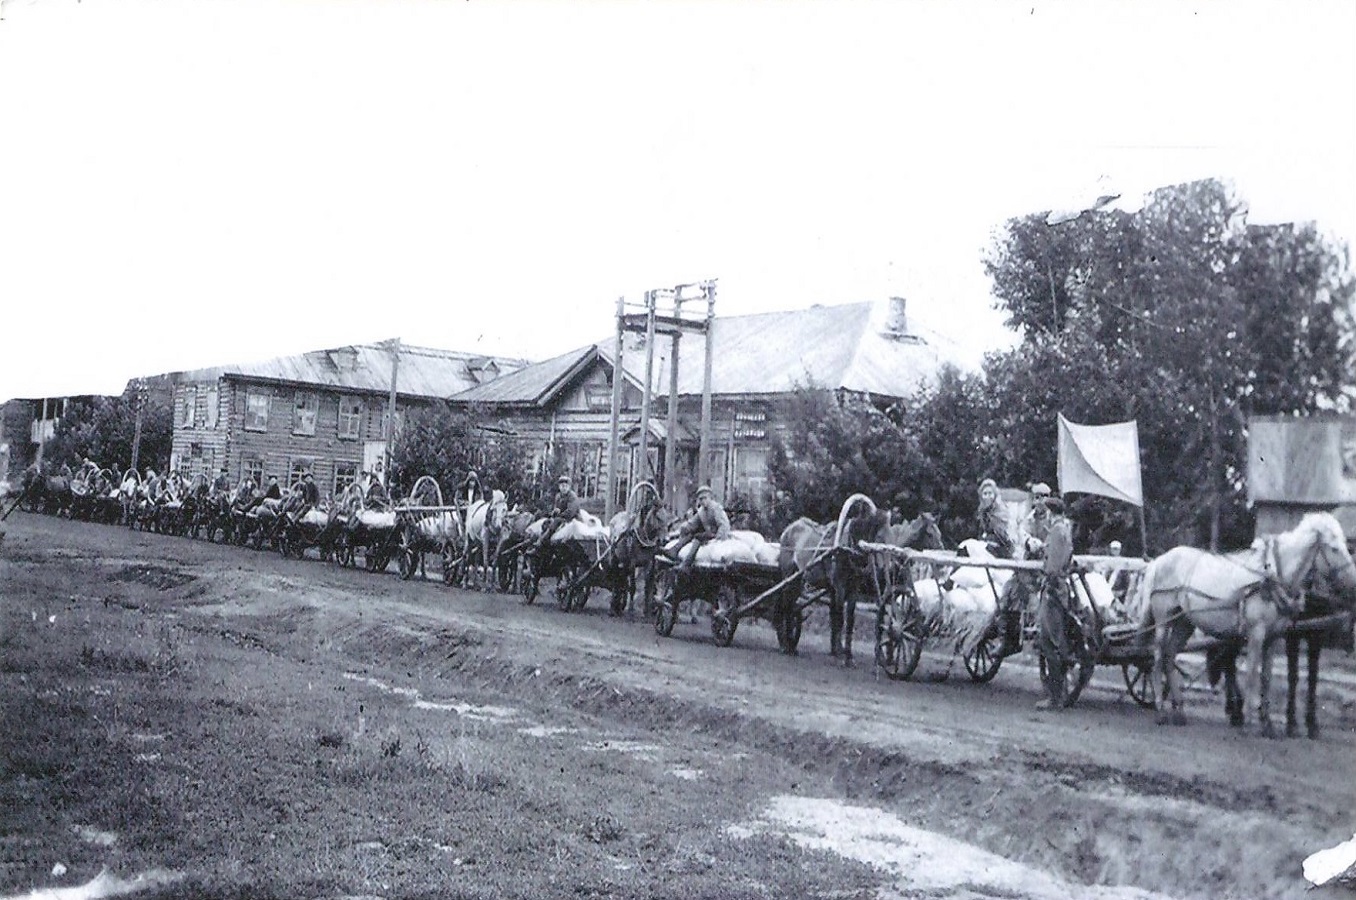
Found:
[464,491,509,589]
[20,464,72,517]
[494,507,540,593]
[1205,565,1355,738]
[779,495,944,665]
[605,485,676,617]
[1129,512,1356,735]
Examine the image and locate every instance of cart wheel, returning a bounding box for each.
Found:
[875,599,921,681]
[277,535,291,559]
[1039,653,1092,707]
[711,612,737,647]
[1123,663,1156,709]
[654,569,678,636]
[609,588,628,618]
[441,545,457,585]
[397,529,415,580]
[555,567,575,611]
[963,631,1004,683]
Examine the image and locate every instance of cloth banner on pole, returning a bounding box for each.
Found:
[1057,414,1144,507]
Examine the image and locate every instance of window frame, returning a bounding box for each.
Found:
[293,391,319,436]
[244,391,270,433]
[337,396,363,441]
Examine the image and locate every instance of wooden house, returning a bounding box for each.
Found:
[169,343,526,499]
[450,299,962,513]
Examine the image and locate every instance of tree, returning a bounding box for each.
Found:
[44,393,173,475]
[390,403,533,505]
[981,178,1355,550]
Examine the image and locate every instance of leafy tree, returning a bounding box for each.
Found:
[390,402,533,505]
[44,393,173,475]
[981,178,1354,550]
[767,383,929,533]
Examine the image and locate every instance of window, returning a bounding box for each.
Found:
[289,458,312,489]
[584,384,612,411]
[244,457,265,488]
[334,462,358,497]
[733,447,770,500]
[180,387,197,428]
[245,391,270,432]
[337,397,363,440]
[205,386,220,429]
[293,392,318,436]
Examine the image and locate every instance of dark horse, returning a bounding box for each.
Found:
[605,485,676,617]
[20,464,73,517]
[779,494,944,665]
[1206,568,1355,738]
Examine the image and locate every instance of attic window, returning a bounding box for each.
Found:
[584,384,612,410]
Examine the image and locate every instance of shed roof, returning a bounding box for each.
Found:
[175,343,529,399]
[452,302,961,406]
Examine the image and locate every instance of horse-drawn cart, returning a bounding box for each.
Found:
[393,476,465,583]
[650,555,810,651]
[872,545,1175,707]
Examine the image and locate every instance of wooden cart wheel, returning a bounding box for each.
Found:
[1039,652,1092,707]
[522,555,539,604]
[654,569,678,637]
[875,598,921,681]
[963,630,1004,683]
[1123,662,1156,709]
[711,612,737,647]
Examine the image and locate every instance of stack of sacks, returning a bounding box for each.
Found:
[661,536,759,566]
[1071,571,1118,620]
[728,530,780,567]
[942,540,1013,598]
[417,511,458,541]
[552,510,610,542]
[910,577,999,657]
[300,508,329,528]
[357,509,397,529]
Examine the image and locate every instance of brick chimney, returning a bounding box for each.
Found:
[884,296,908,336]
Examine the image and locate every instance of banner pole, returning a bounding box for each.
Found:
[1138,504,1148,557]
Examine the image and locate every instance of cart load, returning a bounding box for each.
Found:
[355,509,397,530]
[551,512,610,542]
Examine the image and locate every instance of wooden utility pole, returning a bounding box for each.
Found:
[637,291,657,488]
[605,296,625,519]
[385,338,401,484]
[697,281,716,487]
[664,293,682,509]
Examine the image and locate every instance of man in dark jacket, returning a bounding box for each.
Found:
[529,475,580,557]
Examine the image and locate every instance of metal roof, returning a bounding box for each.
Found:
[175,343,529,399]
[453,302,961,406]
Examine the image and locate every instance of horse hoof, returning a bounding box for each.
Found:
[843,656,856,669]
[1286,722,1300,739]
[1307,723,1321,740]
[1229,714,1245,728]
[1260,722,1278,739]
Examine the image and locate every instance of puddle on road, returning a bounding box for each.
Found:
[7,867,183,900]
[341,672,519,722]
[518,725,578,738]
[669,767,703,780]
[583,740,663,761]
[729,796,1175,900]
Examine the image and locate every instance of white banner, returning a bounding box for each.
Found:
[1057,414,1144,507]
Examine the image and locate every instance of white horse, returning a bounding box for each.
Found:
[1127,512,1356,734]
[463,490,508,589]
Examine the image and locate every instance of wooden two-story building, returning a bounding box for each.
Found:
[450,299,961,513]
[169,343,525,499]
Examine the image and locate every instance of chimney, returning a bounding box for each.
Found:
[884,296,908,336]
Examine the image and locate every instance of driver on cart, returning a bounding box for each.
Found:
[527,475,581,560]
[994,481,1053,658]
[668,485,731,570]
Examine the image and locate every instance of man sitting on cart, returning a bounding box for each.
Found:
[668,485,731,570]
[1035,497,1079,710]
[527,474,582,560]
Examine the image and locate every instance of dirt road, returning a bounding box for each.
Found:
[2,511,1353,899]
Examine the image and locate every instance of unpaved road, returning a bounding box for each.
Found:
[2,510,1354,899]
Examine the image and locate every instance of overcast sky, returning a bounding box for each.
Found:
[1,0,1353,399]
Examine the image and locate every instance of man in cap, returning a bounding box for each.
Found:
[1035,497,1080,710]
[264,475,283,501]
[669,485,731,569]
[297,471,320,508]
[529,475,581,558]
[1018,483,1054,558]
[211,466,231,495]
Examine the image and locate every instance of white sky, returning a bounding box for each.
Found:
[1,0,1353,399]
